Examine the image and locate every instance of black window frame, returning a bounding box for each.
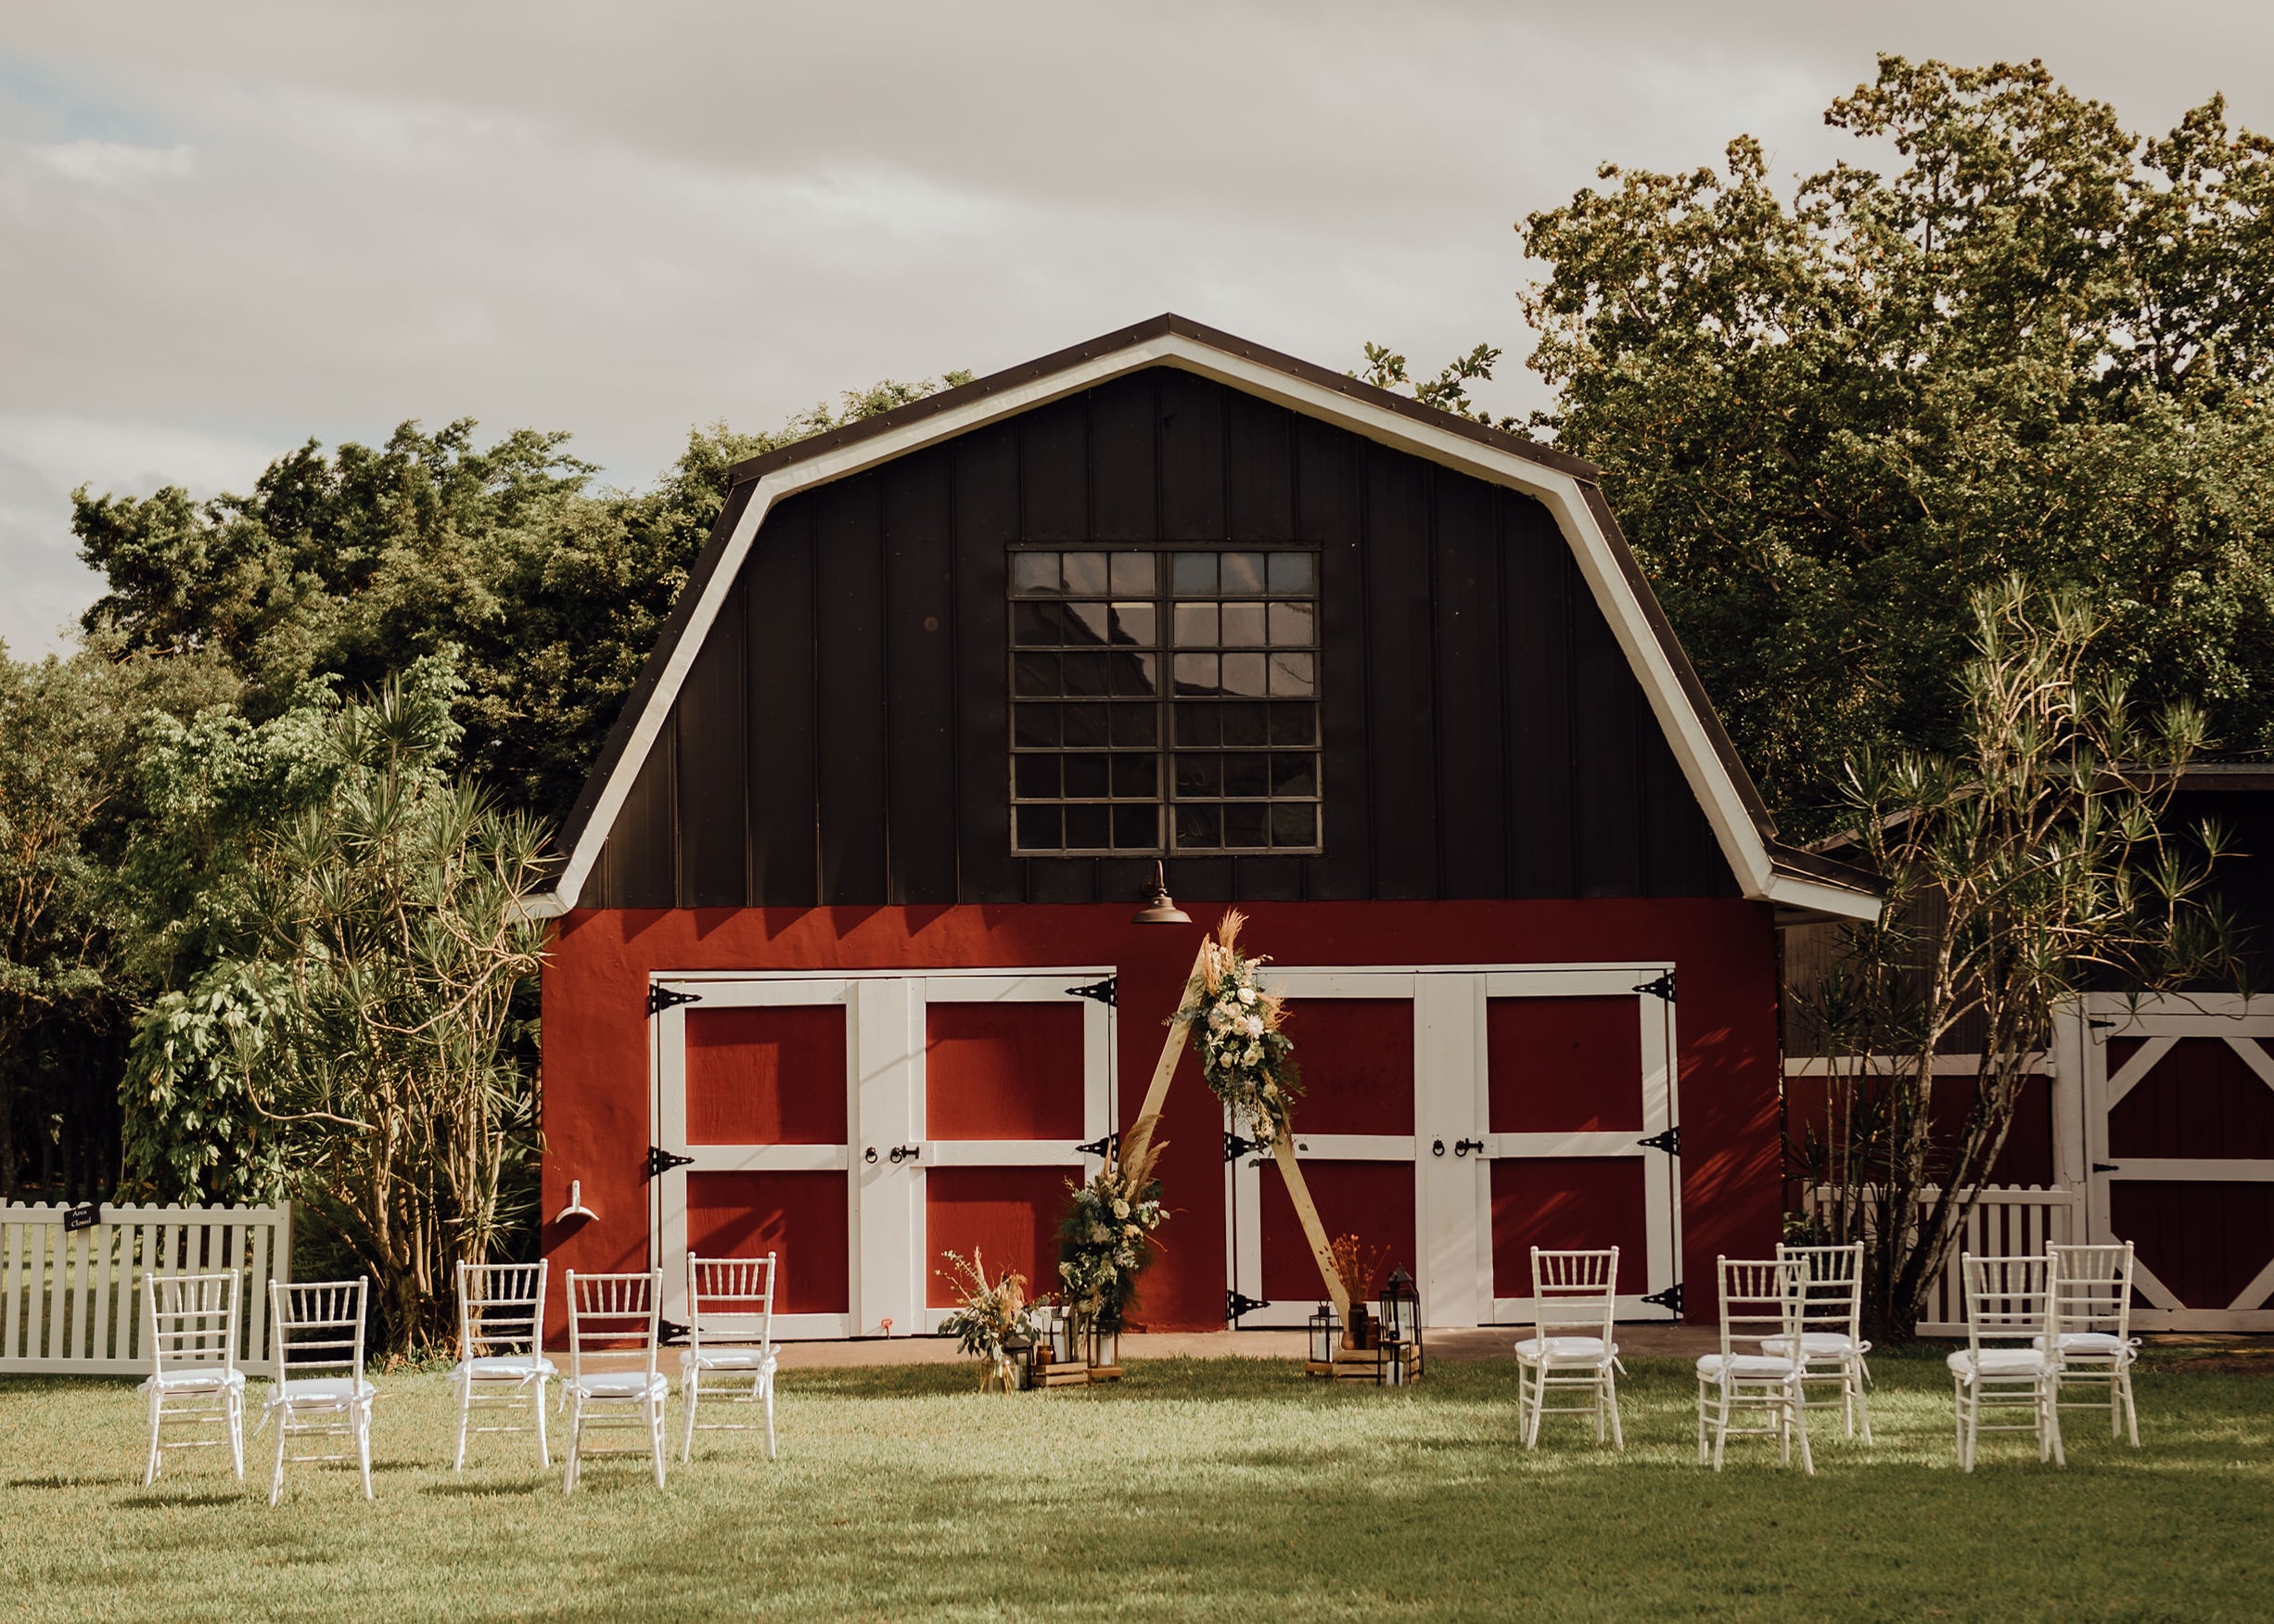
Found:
[1007,542,1322,858]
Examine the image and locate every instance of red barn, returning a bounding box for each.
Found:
[531,315,1877,1335]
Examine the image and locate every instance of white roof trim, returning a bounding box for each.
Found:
[529,329,1878,923]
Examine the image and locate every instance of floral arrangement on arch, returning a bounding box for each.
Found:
[1185,910,1301,1147]
[1057,1136,1168,1332]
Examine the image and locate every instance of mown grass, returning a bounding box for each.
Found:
[1,1348,2268,1622]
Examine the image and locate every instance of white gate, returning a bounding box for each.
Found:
[0,1202,294,1375]
[2072,993,2274,1332]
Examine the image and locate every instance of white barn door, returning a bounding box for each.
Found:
[650,970,1111,1339]
[1225,964,1682,1329]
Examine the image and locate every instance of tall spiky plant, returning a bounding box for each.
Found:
[1798,577,2241,1341]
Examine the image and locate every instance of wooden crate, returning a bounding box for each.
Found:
[1304,1343,1424,1382]
[1086,1365,1123,1382]
[1030,1362,1091,1388]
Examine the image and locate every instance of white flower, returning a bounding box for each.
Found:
[1239,986,1256,1005]
[1243,1043,1263,1065]
[1090,1224,1110,1245]
[1244,1014,1265,1037]
[1112,1199,1130,1219]
[1123,1223,1141,1238]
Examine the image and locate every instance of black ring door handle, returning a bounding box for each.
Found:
[863,1146,878,1164]
[1432,1138,1446,1157]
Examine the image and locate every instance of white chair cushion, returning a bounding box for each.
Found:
[2034,1332,2133,1358]
[683,1346,776,1371]
[569,1371,668,1399]
[452,1354,556,1381]
[272,1376,377,1404]
[141,1368,246,1393]
[1759,1332,1864,1357]
[1697,1352,1801,1380]
[1513,1336,1614,1362]
[1948,1348,2051,1377]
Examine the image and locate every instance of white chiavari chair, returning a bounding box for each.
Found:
[1512,1247,1624,1450]
[138,1272,246,1487]
[1696,1257,1813,1473]
[1764,1241,1873,1441]
[680,1253,779,1464]
[1950,1253,2064,1472]
[2044,1242,2141,1447]
[263,1279,375,1505]
[449,1260,555,1469]
[562,1268,668,1492]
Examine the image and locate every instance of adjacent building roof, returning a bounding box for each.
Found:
[535,313,1880,923]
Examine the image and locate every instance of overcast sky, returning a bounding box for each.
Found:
[5,1,2272,656]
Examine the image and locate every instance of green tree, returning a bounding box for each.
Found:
[1406,57,2274,831]
[121,669,550,1350]
[0,640,236,1197]
[1796,580,2238,1339]
[72,375,971,826]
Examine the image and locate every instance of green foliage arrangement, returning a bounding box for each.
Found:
[1055,1138,1168,1333]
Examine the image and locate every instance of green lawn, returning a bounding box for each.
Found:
[1,1349,2268,1621]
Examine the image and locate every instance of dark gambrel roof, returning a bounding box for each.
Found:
[541,313,1879,922]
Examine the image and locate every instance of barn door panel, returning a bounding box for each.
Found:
[2086,1005,2274,1331]
[1227,978,1417,1328]
[1480,968,1680,1321]
[918,976,1113,1332]
[654,979,858,1337]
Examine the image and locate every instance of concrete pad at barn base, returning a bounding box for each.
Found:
[767,1324,1720,1371]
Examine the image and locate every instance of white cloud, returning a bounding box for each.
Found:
[30,138,192,185]
[1,1,2271,656]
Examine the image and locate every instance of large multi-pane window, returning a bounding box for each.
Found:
[1010,546,1321,855]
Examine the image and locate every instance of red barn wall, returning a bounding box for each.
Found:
[540,897,1777,1333]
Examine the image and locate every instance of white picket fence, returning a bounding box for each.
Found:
[1804,1184,2081,1336]
[0,1203,293,1375]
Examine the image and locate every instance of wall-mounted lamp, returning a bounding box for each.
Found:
[552,1179,598,1226]
[1131,859,1193,926]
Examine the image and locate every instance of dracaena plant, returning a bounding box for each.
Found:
[1795,576,2242,1341]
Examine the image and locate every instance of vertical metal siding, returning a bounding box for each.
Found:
[881,448,960,905]
[591,367,1745,909]
[748,498,818,905]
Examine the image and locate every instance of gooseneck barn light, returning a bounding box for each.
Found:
[1130,860,1193,926]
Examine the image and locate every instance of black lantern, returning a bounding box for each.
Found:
[1376,1267,1420,1386]
[1307,1302,1340,1367]
[1046,1306,1080,1369]
[1003,1334,1036,1390]
[1378,1267,1420,1346]
[1085,1316,1120,1375]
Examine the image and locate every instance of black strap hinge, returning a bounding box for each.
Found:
[648,984,701,1017]
[1226,1290,1271,1322]
[1078,1131,1121,1158]
[658,1319,689,1347]
[1632,971,1676,1004]
[1066,977,1118,1007]
[644,1145,695,1179]
[1642,1283,1682,1316]
[1223,1131,1263,1163]
[1637,1126,1680,1156]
